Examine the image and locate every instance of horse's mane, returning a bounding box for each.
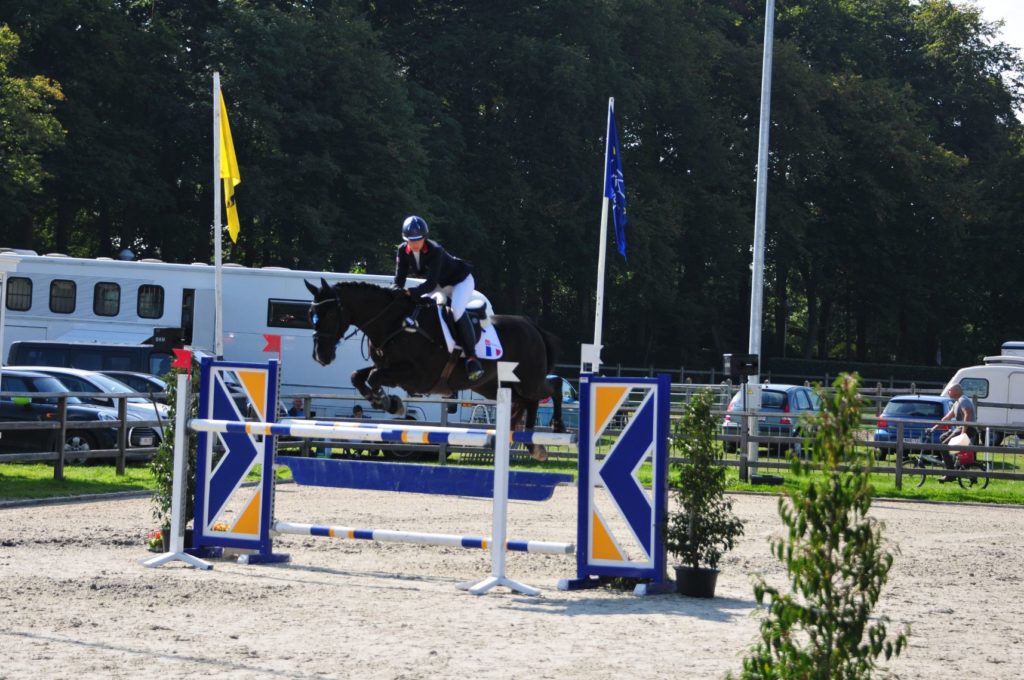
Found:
[333,281,394,294]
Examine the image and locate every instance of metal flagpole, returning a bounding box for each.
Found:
[581,98,614,375]
[213,72,224,358]
[747,0,776,470]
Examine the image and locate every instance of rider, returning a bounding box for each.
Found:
[393,215,485,382]
[928,382,978,482]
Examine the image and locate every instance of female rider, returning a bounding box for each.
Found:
[393,215,485,382]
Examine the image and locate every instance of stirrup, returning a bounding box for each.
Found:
[466,359,484,382]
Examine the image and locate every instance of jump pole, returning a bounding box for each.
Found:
[141,372,212,570]
[457,361,538,595]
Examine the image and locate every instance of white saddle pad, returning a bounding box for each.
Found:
[436,308,504,360]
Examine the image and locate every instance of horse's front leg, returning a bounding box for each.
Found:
[351,366,388,409]
[365,364,419,416]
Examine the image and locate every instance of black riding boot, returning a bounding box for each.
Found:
[456,314,484,382]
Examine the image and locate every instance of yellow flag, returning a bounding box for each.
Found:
[219,91,242,242]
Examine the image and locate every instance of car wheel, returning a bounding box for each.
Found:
[64,431,96,464]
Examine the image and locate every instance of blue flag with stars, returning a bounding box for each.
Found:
[604,101,627,258]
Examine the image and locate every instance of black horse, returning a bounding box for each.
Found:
[305,279,565,459]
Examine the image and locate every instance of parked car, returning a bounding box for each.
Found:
[0,369,159,459]
[721,384,821,454]
[7,366,170,425]
[100,371,169,403]
[872,395,953,460]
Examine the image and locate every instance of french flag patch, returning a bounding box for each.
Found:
[484,339,501,358]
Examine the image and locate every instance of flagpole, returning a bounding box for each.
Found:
[587,98,614,373]
[213,72,224,358]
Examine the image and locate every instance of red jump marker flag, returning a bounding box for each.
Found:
[171,348,193,377]
[262,334,282,353]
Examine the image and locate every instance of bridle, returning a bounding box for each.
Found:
[309,287,409,349]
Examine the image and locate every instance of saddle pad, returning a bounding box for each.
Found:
[437,308,504,360]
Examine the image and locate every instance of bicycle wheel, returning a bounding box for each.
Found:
[958,461,991,490]
[910,455,937,488]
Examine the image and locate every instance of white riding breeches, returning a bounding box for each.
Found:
[426,274,476,321]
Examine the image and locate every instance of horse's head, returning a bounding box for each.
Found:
[305,277,349,366]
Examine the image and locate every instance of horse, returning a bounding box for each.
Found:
[304,278,565,460]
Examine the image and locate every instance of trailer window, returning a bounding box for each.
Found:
[138,284,164,319]
[49,279,76,314]
[268,299,313,330]
[94,282,121,316]
[959,378,988,399]
[6,277,32,311]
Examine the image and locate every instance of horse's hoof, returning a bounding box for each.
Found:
[388,395,406,418]
[530,446,548,462]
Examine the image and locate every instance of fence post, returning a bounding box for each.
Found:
[116,396,127,475]
[875,382,882,416]
[54,396,68,481]
[894,421,904,490]
[300,396,312,457]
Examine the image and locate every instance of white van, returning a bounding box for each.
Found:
[943,343,1024,443]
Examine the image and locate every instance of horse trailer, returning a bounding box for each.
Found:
[0,249,444,422]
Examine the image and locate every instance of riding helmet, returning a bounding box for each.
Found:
[402,215,429,241]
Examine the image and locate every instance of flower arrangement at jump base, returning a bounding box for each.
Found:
[145,529,164,552]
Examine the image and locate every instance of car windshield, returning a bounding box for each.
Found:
[82,372,150,403]
[883,401,946,419]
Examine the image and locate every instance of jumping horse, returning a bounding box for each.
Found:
[305,279,565,459]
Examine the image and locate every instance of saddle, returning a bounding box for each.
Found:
[439,299,489,348]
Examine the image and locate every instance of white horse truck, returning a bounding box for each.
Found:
[943,340,1024,445]
[0,248,444,422]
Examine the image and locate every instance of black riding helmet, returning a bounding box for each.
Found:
[402,215,429,241]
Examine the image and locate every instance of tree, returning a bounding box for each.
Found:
[0,24,63,245]
[735,374,908,678]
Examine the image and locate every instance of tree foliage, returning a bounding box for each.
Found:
[665,389,744,570]
[734,373,908,679]
[0,0,1022,369]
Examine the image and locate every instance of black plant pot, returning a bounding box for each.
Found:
[674,565,720,598]
[161,528,194,552]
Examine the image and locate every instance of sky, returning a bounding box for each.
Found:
[972,0,1024,51]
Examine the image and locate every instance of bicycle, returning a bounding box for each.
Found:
[904,432,990,489]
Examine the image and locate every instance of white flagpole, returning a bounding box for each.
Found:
[582,98,613,374]
[213,72,224,358]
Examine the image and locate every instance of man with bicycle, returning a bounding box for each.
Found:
[928,382,978,482]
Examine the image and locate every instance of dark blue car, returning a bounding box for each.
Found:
[872,395,953,460]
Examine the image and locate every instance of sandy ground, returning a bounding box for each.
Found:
[1,484,1022,680]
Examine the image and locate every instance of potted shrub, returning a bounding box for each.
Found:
[148,367,199,549]
[665,389,744,597]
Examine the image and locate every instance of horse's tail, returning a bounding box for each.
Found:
[529,317,561,375]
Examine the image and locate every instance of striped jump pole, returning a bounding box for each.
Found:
[269,520,573,559]
[190,418,492,447]
[281,417,577,448]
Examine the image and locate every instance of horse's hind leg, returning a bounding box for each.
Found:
[546,376,566,433]
[522,398,547,462]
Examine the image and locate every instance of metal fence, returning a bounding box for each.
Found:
[0,391,164,480]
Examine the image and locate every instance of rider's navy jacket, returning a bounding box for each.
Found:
[394,239,473,297]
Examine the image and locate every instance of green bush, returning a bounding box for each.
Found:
[665,389,744,569]
[735,374,908,679]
